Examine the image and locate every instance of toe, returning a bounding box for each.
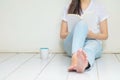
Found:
[68,66,76,72]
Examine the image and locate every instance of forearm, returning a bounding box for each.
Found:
[60,20,69,39]
[88,33,108,40]
[60,32,69,39]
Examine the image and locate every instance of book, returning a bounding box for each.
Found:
[66,13,99,33]
[66,14,82,31]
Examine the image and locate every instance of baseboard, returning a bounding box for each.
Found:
[0,51,119,54]
[103,51,120,54]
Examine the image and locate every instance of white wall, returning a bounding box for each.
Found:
[0,0,119,53]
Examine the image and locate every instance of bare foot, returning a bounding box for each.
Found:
[68,65,76,72]
[76,49,88,73]
[68,53,77,72]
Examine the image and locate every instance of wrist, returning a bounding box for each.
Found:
[94,33,98,39]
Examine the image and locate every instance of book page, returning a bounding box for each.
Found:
[66,14,82,32]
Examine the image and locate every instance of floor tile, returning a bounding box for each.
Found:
[35,54,70,80]
[4,54,55,80]
[0,53,16,64]
[67,62,98,80]
[115,54,120,62]
[0,54,35,80]
[96,54,120,80]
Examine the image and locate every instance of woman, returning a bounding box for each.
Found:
[60,0,109,73]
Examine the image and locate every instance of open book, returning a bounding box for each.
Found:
[66,13,100,33]
[66,14,82,31]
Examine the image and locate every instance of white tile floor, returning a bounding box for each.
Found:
[0,53,120,80]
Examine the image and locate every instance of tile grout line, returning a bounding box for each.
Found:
[3,54,36,80]
[66,65,71,80]
[114,54,120,62]
[0,54,18,64]
[34,54,56,80]
[96,61,100,80]
[66,72,71,80]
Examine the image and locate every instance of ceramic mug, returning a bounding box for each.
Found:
[40,48,50,60]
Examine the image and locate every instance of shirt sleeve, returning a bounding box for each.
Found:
[61,0,72,21]
[97,4,109,23]
[62,6,69,22]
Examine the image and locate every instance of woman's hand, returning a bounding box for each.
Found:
[87,30,96,39]
[87,19,108,40]
[87,30,108,40]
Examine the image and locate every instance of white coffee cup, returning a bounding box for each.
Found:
[40,48,50,60]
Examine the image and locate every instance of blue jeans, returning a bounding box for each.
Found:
[64,21,103,68]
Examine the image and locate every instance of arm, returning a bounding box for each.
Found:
[87,19,108,40]
[60,20,69,39]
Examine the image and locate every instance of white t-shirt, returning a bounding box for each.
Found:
[62,0,109,33]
